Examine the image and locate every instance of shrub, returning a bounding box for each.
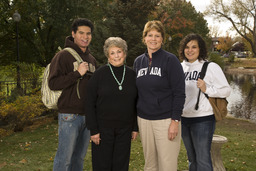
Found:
[0,92,6,104]
[228,54,235,63]
[208,52,225,69]
[0,91,46,132]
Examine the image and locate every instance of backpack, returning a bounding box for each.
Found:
[41,47,83,109]
[195,62,228,121]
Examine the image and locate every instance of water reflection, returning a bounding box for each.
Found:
[226,73,256,123]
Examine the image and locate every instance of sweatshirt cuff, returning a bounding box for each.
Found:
[204,85,211,95]
[171,113,182,121]
[74,70,82,78]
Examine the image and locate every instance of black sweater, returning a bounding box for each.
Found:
[85,64,138,136]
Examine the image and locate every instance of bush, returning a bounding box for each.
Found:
[208,52,225,69]
[0,91,46,132]
[228,54,235,63]
[0,92,6,104]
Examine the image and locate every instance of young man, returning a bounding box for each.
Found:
[48,18,97,171]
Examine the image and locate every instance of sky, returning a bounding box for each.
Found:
[187,0,236,37]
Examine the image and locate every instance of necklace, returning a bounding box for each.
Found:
[108,63,126,91]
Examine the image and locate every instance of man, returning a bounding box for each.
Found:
[48,18,97,171]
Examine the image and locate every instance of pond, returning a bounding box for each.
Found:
[226,73,256,123]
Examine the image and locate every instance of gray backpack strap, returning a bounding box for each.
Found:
[64,47,84,63]
[64,47,84,99]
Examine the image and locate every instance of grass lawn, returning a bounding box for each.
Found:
[229,57,256,68]
[0,116,255,171]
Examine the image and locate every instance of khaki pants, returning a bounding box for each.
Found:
[138,117,181,171]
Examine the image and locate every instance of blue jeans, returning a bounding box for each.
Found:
[182,120,215,171]
[53,113,90,171]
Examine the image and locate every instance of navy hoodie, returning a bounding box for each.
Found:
[133,48,185,120]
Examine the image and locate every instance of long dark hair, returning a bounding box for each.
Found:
[179,33,207,61]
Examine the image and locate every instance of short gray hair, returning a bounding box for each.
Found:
[103,37,128,58]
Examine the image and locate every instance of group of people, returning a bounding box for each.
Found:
[48,18,231,171]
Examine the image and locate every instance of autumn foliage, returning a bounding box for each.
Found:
[150,0,209,55]
[216,36,234,53]
[0,92,46,132]
[160,11,194,36]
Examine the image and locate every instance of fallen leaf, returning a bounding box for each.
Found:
[0,162,7,168]
[25,143,31,147]
[19,159,27,164]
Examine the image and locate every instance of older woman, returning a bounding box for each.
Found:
[133,20,185,171]
[179,33,231,171]
[85,37,138,171]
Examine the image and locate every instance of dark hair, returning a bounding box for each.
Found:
[71,18,94,33]
[179,33,207,61]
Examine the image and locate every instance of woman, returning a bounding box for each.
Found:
[133,20,185,171]
[179,33,231,171]
[85,37,138,171]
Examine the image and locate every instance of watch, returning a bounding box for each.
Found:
[174,120,179,122]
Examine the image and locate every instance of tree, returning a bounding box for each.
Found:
[209,25,222,37]
[90,0,159,66]
[205,0,256,57]
[216,35,235,53]
[242,32,254,56]
[0,0,104,67]
[150,0,210,56]
[0,0,159,68]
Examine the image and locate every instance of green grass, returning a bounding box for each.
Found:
[0,116,255,171]
[229,58,256,68]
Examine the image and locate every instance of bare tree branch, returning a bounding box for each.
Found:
[206,0,256,56]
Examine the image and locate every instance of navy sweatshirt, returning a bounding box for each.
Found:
[85,64,138,136]
[133,48,185,120]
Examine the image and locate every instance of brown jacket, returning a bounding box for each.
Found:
[48,36,97,114]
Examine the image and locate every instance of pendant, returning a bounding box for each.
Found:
[119,85,122,91]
